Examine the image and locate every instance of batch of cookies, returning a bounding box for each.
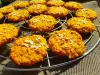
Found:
[0,0,97,66]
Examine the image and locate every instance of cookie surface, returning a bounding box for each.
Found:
[64,1,83,10]
[67,17,96,34]
[29,0,46,5]
[0,24,18,46]
[47,0,65,6]
[12,1,29,8]
[7,9,30,22]
[45,6,68,18]
[10,34,48,66]
[28,14,56,32]
[27,4,47,14]
[48,29,85,59]
[0,5,15,14]
[75,8,97,20]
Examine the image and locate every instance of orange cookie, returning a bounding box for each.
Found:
[29,0,46,5]
[45,6,68,18]
[28,14,56,32]
[76,8,97,20]
[48,29,85,59]
[10,34,48,66]
[47,0,65,6]
[64,1,83,10]
[67,17,96,34]
[27,4,47,14]
[12,1,29,8]
[0,5,15,14]
[0,24,18,46]
[7,9,30,22]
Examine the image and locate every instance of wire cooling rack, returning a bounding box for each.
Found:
[0,10,100,71]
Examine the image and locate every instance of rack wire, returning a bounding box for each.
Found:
[0,10,100,71]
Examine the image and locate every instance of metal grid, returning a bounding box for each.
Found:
[0,11,100,71]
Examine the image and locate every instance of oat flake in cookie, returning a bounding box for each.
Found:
[10,34,48,66]
[28,14,56,32]
[48,29,85,59]
[67,17,96,34]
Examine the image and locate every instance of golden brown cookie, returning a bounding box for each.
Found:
[12,1,29,8]
[29,0,46,5]
[48,29,85,59]
[0,5,15,14]
[75,8,97,20]
[64,1,83,10]
[10,34,48,66]
[45,6,68,18]
[67,17,96,34]
[28,14,56,32]
[47,0,65,6]
[7,9,30,22]
[0,24,19,46]
[27,4,47,14]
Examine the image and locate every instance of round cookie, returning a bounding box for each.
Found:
[67,17,96,34]
[0,5,15,14]
[7,9,30,22]
[10,34,48,66]
[29,0,46,5]
[64,1,83,10]
[27,4,47,14]
[28,14,56,32]
[12,1,29,8]
[47,0,65,6]
[45,6,69,18]
[0,24,19,46]
[48,29,85,59]
[75,8,97,20]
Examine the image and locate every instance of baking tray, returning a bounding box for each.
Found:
[0,0,100,71]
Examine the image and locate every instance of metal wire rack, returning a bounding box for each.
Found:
[0,10,100,71]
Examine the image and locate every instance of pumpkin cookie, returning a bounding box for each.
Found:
[64,1,83,10]
[27,4,47,14]
[0,24,18,46]
[45,6,68,18]
[10,34,48,66]
[12,1,29,8]
[48,29,85,59]
[0,5,15,14]
[67,17,96,34]
[7,9,30,22]
[47,0,65,6]
[29,0,46,5]
[28,14,56,32]
[75,8,97,20]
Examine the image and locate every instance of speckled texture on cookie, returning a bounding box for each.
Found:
[28,14,56,32]
[45,6,68,18]
[0,5,15,14]
[67,17,96,34]
[64,1,83,10]
[0,24,19,46]
[27,4,47,14]
[47,0,65,6]
[12,1,29,8]
[75,8,97,20]
[29,0,46,5]
[10,34,48,66]
[48,29,85,59]
[7,9,30,22]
